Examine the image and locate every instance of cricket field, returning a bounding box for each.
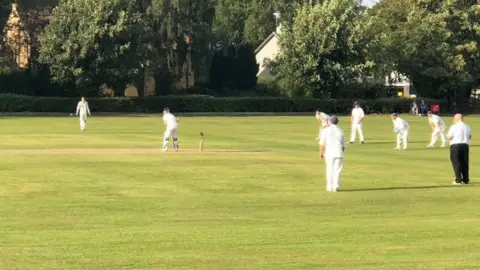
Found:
[1,115,479,269]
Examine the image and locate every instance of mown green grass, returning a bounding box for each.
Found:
[0,115,479,269]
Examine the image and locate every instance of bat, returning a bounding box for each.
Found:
[199,131,204,152]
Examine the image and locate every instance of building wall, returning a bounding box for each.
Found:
[255,35,279,80]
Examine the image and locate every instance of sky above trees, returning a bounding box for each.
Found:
[362,0,378,6]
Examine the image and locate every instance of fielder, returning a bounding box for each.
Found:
[162,107,179,152]
[315,109,330,140]
[319,115,346,192]
[427,111,447,148]
[75,96,91,131]
[391,113,409,150]
[350,101,365,144]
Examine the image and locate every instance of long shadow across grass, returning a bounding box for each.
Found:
[342,183,478,192]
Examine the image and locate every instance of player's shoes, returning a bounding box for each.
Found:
[452,181,464,185]
[361,141,365,144]
[426,144,433,147]
[441,144,446,148]
[161,147,167,152]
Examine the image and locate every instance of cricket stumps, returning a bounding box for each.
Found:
[199,131,204,152]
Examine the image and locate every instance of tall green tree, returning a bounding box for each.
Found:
[367,0,480,101]
[243,0,276,47]
[0,0,12,34]
[271,0,370,98]
[0,0,13,71]
[39,0,149,96]
[147,0,214,91]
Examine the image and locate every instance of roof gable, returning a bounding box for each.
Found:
[254,32,279,54]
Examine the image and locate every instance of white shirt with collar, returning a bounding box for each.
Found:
[317,112,330,127]
[351,107,365,124]
[319,124,346,158]
[393,117,409,132]
[163,113,178,129]
[76,101,90,115]
[447,122,471,145]
[319,112,329,121]
[429,114,446,128]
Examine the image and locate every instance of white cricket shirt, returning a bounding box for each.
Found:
[163,113,178,129]
[351,107,365,123]
[76,101,90,115]
[447,122,471,145]
[319,112,329,121]
[393,117,409,131]
[319,125,346,158]
[318,112,330,126]
[429,114,446,128]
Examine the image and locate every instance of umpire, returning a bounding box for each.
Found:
[447,114,472,185]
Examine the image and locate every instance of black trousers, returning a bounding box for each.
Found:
[450,144,469,183]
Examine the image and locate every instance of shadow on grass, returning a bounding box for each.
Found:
[209,150,272,153]
[351,141,430,145]
[406,144,480,151]
[342,183,477,192]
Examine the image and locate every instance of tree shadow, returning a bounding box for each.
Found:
[342,183,477,192]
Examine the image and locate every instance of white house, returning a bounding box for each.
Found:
[255,12,282,80]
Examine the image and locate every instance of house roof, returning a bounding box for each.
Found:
[254,32,279,54]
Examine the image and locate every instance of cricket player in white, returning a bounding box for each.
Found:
[162,107,179,152]
[75,96,91,130]
[350,101,365,144]
[427,111,447,147]
[315,109,330,140]
[391,113,409,150]
[319,115,346,192]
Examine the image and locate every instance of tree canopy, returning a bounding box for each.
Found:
[271,0,371,98]
[0,0,478,99]
[38,0,148,95]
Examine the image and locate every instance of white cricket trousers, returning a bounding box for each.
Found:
[79,113,87,130]
[325,157,343,191]
[430,126,446,146]
[397,129,409,149]
[162,127,179,150]
[350,123,364,142]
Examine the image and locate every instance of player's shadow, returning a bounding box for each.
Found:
[360,141,430,145]
[342,183,477,192]
[211,150,272,153]
[407,144,480,151]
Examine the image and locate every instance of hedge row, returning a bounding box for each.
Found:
[0,94,447,114]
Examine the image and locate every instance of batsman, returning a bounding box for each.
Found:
[162,107,179,152]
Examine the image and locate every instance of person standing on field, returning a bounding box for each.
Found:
[391,113,409,150]
[427,111,447,148]
[350,101,365,144]
[447,114,471,185]
[315,109,330,140]
[75,96,91,131]
[162,107,179,152]
[319,115,346,192]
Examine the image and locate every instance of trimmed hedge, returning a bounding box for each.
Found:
[0,94,447,114]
